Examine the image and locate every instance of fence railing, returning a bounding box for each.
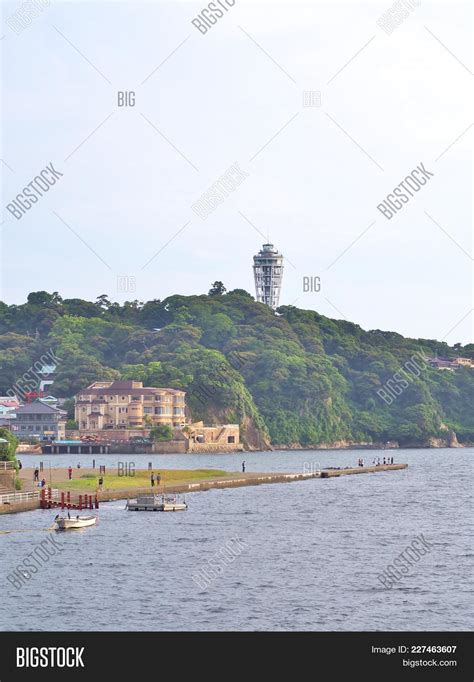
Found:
[0,489,59,504]
[0,461,16,470]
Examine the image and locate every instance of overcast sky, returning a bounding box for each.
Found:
[1,0,472,343]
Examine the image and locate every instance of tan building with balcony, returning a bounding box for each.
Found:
[75,381,186,431]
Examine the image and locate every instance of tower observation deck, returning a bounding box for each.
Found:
[253,243,284,310]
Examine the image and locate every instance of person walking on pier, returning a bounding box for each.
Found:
[390,456,394,464]
[68,466,73,480]
[98,475,103,491]
[34,467,39,483]
[150,471,155,487]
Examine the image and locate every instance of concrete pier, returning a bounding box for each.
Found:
[91,464,409,503]
[320,463,407,477]
[0,464,408,514]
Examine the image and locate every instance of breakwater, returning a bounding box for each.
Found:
[0,464,407,514]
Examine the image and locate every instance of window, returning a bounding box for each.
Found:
[144,395,152,401]
[227,436,235,443]
[144,407,153,414]
[154,407,163,415]
[82,407,86,413]
[131,396,140,401]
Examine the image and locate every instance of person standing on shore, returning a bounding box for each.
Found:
[34,467,39,483]
[157,473,161,488]
[98,475,103,491]
[150,471,155,487]
[242,461,246,473]
[68,465,72,480]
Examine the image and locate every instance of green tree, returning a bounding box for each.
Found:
[150,424,174,441]
[208,281,226,296]
[27,291,56,306]
[0,428,18,462]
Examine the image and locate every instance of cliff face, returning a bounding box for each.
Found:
[272,437,466,451]
[423,430,463,449]
[240,414,272,450]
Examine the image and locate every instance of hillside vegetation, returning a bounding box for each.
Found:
[0,289,472,448]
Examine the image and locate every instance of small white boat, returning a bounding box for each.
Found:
[55,514,97,530]
[126,494,187,512]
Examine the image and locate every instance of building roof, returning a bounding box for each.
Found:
[102,380,137,389]
[78,381,184,397]
[38,365,56,374]
[14,402,66,415]
[0,404,16,412]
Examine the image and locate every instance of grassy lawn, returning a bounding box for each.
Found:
[55,468,231,491]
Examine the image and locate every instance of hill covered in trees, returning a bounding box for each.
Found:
[0,288,473,448]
